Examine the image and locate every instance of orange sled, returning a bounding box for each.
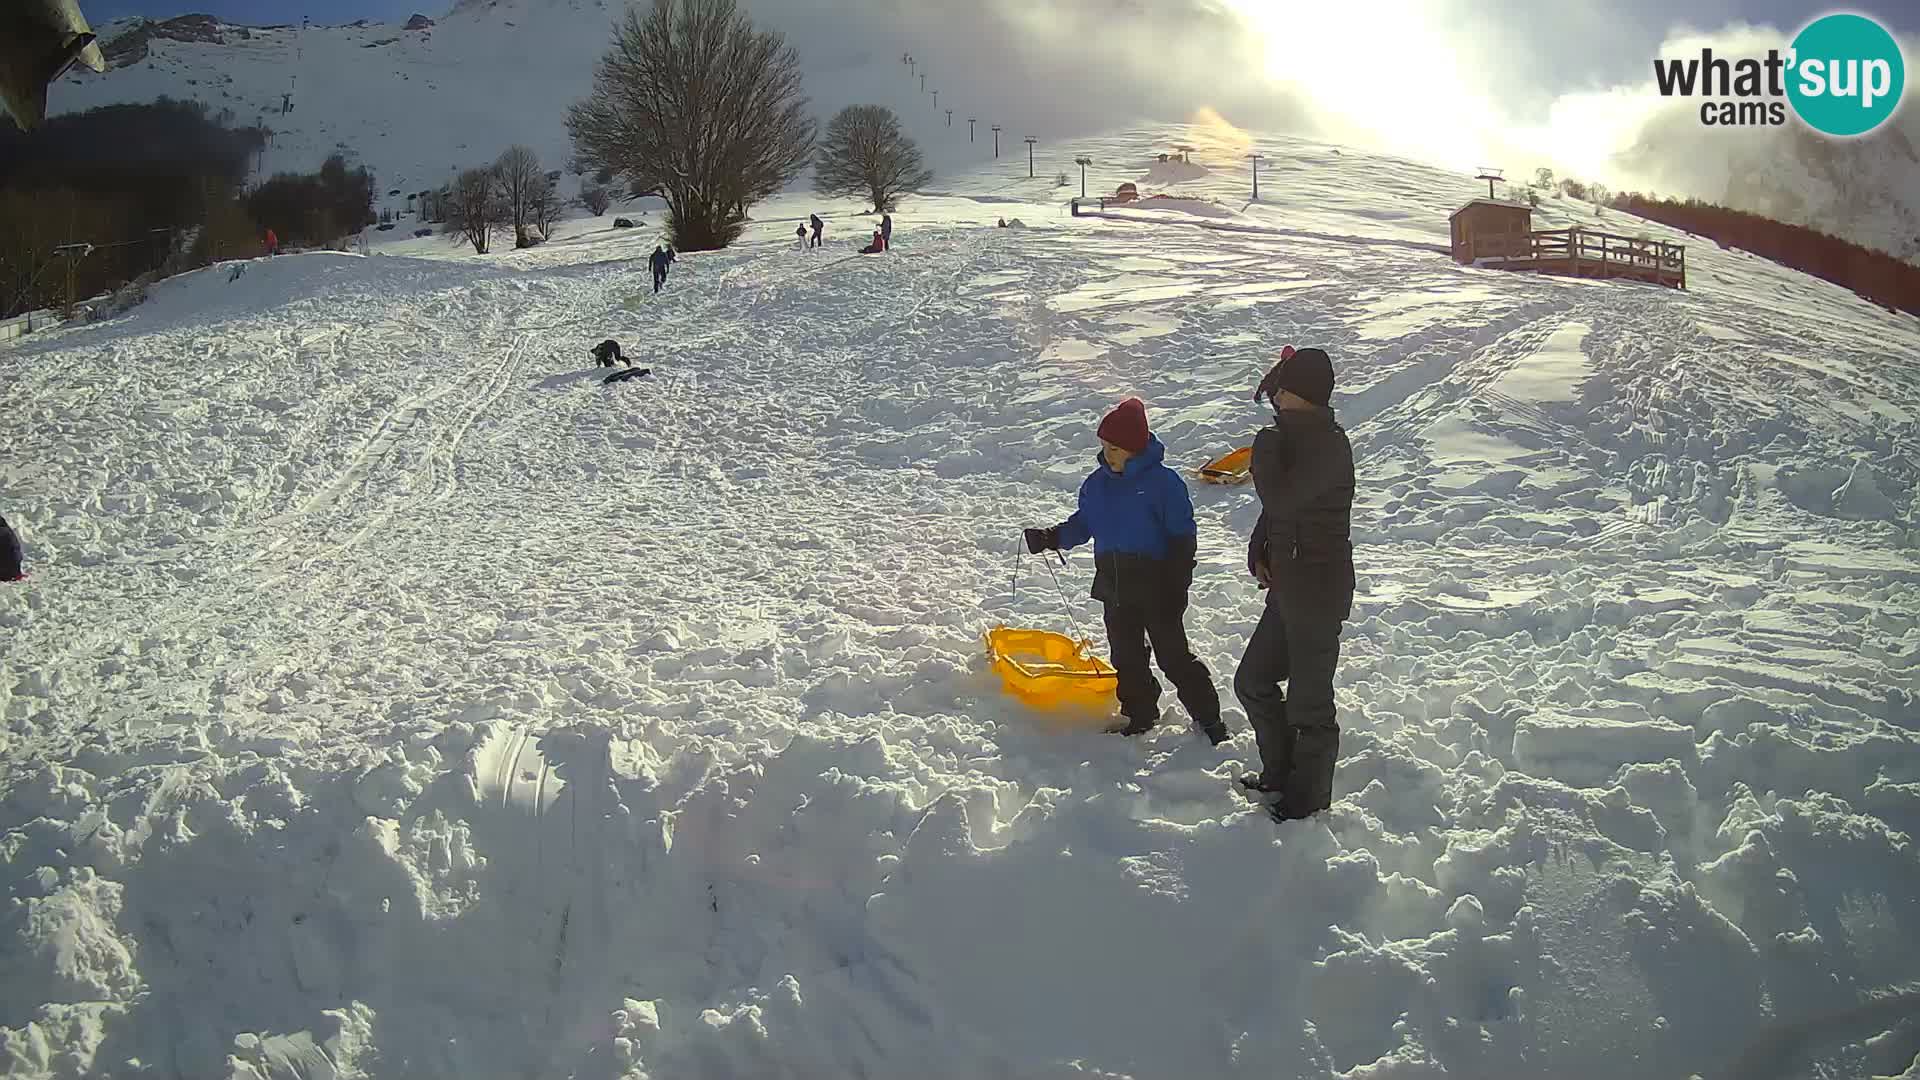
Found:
[1196,446,1253,484]
[983,625,1117,712]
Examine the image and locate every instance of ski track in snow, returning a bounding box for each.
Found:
[2,129,1920,1080]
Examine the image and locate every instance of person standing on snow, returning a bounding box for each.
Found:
[1236,346,1355,822]
[650,244,675,293]
[809,213,824,249]
[264,227,278,257]
[1025,398,1227,744]
[1,514,24,582]
[795,224,808,248]
[880,212,893,251]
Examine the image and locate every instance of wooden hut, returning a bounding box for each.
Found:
[1450,198,1687,289]
[1449,199,1535,263]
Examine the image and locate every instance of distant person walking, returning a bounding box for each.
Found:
[264,227,278,257]
[1,515,24,582]
[809,213,824,249]
[880,212,893,251]
[1235,346,1356,822]
[650,244,675,293]
[795,224,808,248]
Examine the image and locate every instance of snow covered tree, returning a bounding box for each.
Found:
[813,105,932,213]
[492,145,546,249]
[1534,167,1554,190]
[567,0,816,251]
[581,186,613,216]
[443,167,506,254]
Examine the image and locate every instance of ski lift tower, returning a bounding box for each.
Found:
[1475,166,1505,200]
[50,242,94,318]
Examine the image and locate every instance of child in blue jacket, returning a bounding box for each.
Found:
[1026,398,1226,743]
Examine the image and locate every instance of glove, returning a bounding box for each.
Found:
[1024,527,1059,554]
[1253,344,1298,403]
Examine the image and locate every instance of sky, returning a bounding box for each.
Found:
[88,0,1920,201]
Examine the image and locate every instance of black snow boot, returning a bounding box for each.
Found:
[1199,720,1229,746]
[1109,714,1156,737]
[1237,774,1279,795]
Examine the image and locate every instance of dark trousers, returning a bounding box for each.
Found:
[1103,597,1220,729]
[652,269,666,293]
[1234,589,1343,815]
[810,230,822,248]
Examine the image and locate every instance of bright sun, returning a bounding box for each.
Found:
[1223,0,1504,169]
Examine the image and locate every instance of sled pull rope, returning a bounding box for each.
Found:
[1042,554,1087,642]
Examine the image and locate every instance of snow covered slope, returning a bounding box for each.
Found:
[48,4,1920,265]
[4,126,1920,1080]
[48,0,988,223]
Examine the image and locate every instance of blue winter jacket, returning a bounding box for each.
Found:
[1054,436,1197,557]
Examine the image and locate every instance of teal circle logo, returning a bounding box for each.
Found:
[1787,13,1906,136]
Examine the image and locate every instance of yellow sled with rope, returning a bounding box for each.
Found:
[982,625,1117,711]
[984,537,1118,724]
[1195,446,1253,485]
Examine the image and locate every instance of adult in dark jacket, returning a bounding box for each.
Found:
[1026,398,1227,743]
[649,245,675,293]
[880,213,893,250]
[1,515,23,581]
[591,339,631,368]
[809,214,824,249]
[1236,346,1356,821]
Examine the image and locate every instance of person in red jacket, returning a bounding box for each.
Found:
[264,228,278,256]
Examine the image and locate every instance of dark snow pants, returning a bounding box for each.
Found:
[1102,595,1220,730]
[1234,588,1343,815]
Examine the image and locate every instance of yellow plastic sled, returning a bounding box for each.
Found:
[1196,446,1253,485]
[983,625,1117,712]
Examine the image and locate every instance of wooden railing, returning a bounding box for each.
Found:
[1530,228,1685,278]
[1473,226,1685,285]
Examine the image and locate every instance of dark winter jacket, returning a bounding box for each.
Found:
[1248,405,1355,615]
[1053,436,1199,607]
[881,214,893,239]
[649,248,673,274]
[809,215,823,233]
[0,516,22,581]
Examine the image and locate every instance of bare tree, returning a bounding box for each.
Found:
[443,168,506,254]
[1534,167,1555,190]
[567,0,816,251]
[533,173,564,240]
[581,186,613,216]
[813,105,932,213]
[493,145,545,248]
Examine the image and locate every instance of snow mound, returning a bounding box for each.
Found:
[1142,157,1212,185]
[1832,459,1898,520]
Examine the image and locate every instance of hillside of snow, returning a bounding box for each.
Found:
[5,126,1920,1079]
[46,3,1920,266]
[49,0,983,226]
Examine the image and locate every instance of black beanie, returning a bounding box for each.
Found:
[1276,347,1334,407]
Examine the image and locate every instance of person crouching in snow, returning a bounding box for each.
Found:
[1025,398,1227,744]
[1,515,23,582]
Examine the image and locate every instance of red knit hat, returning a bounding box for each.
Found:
[1097,397,1150,453]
